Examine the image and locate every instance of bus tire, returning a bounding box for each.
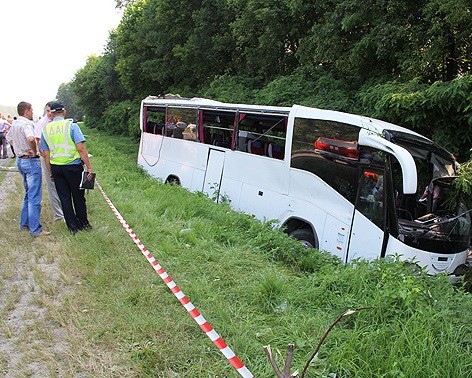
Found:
[165,176,180,186]
[289,229,317,249]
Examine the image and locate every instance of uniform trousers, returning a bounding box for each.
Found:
[51,163,90,233]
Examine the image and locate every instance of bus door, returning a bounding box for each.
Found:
[203,149,226,201]
[347,168,386,262]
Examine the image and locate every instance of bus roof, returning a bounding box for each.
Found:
[292,104,428,141]
[143,96,292,114]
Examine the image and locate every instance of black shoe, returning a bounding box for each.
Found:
[81,223,93,230]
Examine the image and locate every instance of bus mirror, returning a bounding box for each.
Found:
[358,129,417,194]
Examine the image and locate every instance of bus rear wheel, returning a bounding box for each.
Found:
[165,176,180,186]
[290,229,317,249]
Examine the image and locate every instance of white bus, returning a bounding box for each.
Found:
[137,96,471,276]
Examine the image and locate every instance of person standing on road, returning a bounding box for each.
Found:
[5,114,16,157]
[40,101,93,234]
[0,115,9,159]
[34,101,64,221]
[6,101,50,237]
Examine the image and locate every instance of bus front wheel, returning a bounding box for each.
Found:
[290,229,317,249]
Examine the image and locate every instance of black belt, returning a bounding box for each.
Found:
[20,155,40,159]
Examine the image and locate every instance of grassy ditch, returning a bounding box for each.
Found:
[1,126,471,377]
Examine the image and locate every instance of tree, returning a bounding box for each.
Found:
[56,82,85,121]
[100,31,129,105]
[71,55,106,126]
[115,0,136,8]
[228,0,300,81]
[415,0,472,81]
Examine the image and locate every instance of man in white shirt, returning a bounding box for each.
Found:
[34,101,64,221]
[7,101,50,237]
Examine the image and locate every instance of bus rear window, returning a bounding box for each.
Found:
[143,106,166,135]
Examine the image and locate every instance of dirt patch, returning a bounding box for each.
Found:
[0,163,72,376]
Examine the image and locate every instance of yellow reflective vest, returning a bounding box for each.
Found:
[42,119,80,165]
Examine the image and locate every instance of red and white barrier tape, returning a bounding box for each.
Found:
[96,181,254,378]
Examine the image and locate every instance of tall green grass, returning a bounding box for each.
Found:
[56,126,471,377]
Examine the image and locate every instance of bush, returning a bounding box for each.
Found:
[100,100,140,137]
[202,74,258,103]
[255,68,354,111]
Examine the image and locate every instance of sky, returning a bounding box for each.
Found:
[0,0,123,118]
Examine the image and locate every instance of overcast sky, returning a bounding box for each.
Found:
[0,0,122,117]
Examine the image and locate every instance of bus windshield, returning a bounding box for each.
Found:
[387,130,471,254]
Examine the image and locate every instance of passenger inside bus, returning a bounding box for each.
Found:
[166,121,176,137]
[373,175,384,202]
[183,124,197,141]
[173,122,186,139]
[419,184,441,212]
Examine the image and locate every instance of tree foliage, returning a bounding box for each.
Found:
[71,55,106,127]
[357,75,472,161]
[56,82,85,121]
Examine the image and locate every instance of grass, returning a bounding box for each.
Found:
[0,126,471,377]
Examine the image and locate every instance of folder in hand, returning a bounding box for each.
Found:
[80,171,96,190]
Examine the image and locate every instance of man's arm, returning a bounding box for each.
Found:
[26,135,38,156]
[41,149,53,181]
[76,142,93,179]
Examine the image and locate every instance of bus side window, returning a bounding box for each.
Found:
[201,110,236,148]
[291,118,360,204]
[238,113,287,159]
[166,107,198,139]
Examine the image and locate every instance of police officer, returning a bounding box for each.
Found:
[40,101,93,234]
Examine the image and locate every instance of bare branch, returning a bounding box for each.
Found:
[283,344,295,376]
[265,343,300,378]
[301,307,372,378]
[264,345,285,378]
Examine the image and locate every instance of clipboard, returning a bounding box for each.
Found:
[80,171,96,190]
